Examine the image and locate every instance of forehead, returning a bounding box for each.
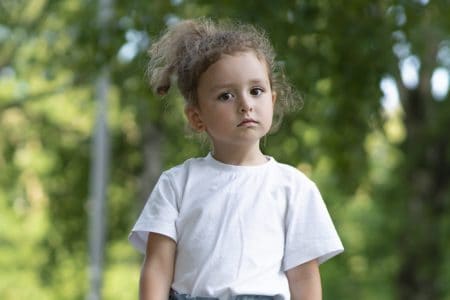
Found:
[199,51,270,88]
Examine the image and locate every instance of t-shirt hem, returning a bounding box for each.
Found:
[128,223,177,254]
[283,245,344,271]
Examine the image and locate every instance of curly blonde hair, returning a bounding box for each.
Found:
[148,18,301,131]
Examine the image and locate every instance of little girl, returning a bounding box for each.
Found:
[129,18,343,300]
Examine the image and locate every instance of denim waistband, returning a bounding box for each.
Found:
[169,290,275,300]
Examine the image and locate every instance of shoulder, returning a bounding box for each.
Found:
[161,155,210,181]
[267,159,323,204]
[150,156,210,205]
[269,159,315,188]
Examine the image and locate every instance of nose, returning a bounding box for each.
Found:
[239,94,253,113]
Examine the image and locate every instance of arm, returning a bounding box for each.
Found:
[286,259,322,300]
[140,232,177,300]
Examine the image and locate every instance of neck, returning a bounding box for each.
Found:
[211,143,267,166]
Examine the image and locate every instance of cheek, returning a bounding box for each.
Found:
[263,101,275,115]
[264,106,275,125]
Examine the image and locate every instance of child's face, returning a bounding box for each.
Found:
[186,51,276,150]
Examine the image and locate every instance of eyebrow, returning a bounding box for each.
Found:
[208,79,268,92]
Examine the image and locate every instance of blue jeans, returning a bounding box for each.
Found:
[169,290,275,300]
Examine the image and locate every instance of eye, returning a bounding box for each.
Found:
[218,92,234,101]
[250,87,264,96]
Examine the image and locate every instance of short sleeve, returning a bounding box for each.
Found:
[283,178,344,271]
[128,172,179,254]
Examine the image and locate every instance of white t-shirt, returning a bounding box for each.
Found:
[129,153,343,299]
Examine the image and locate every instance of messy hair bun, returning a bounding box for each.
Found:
[147,18,301,131]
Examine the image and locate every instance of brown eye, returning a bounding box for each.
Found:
[250,87,264,96]
[218,92,234,101]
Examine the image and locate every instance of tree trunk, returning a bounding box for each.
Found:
[87,0,113,299]
[395,59,449,300]
[139,122,163,207]
[87,66,110,300]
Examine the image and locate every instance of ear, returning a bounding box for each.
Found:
[272,91,277,105]
[184,105,205,132]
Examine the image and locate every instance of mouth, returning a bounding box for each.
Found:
[237,119,258,127]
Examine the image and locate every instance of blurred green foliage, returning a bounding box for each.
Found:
[1,0,449,299]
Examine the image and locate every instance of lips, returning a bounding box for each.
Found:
[237,118,258,127]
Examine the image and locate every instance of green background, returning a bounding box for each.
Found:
[1,0,449,299]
